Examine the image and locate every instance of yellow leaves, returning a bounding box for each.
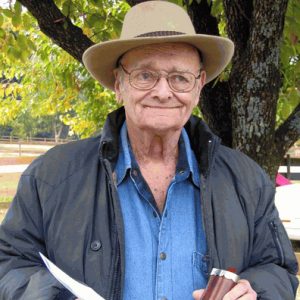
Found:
[82,26,93,37]
[0,13,4,27]
[277,87,300,126]
[0,98,25,125]
[12,14,22,29]
[70,118,98,139]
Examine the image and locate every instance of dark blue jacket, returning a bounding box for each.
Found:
[0,107,298,299]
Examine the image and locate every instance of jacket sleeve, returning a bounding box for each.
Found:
[239,183,299,299]
[0,173,76,300]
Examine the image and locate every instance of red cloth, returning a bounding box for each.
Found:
[276,173,292,186]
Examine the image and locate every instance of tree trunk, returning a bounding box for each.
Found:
[224,0,288,179]
[186,0,298,180]
[17,0,94,62]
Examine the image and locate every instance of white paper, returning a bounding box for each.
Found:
[39,252,105,300]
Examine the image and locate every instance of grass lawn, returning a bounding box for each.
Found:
[0,173,20,221]
[0,156,36,165]
[0,173,20,202]
[0,157,35,202]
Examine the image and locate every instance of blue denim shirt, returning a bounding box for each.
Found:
[115,122,208,300]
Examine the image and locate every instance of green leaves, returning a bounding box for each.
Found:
[1,0,297,140]
[87,12,106,29]
[276,0,300,127]
[2,9,13,18]
[12,15,22,27]
[0,28,5,38]
[0,13,4,27]
[0,0,127,138]
[14,1,22,15]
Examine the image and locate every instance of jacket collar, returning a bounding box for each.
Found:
[99,107,220,176]
[99,107,126,165]
[184,115,220,177]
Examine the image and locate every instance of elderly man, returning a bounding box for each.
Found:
[0,1,298,300]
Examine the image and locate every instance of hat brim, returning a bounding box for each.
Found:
[82,34,234,91]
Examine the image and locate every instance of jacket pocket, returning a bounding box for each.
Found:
[192,252,209,290]
[268,220,285,266]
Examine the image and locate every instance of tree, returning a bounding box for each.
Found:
[0,0,299,179]
[0,0,124,138]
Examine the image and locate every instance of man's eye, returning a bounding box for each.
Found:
[171,74,189,83]
[138,71,153,81]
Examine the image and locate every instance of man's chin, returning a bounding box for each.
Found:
[141,122,183,134]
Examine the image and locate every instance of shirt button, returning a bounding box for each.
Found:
[160,252,167,260]
[90,240,102,251]
[161,297,168,300]
[132,169,138,176]
[179,169,185,174]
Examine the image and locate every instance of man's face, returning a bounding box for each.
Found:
[114,43,206,134]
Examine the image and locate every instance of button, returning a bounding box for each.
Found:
[132,169,138,176]
[160,252,167,260]
[161,297,168,300]
[90,240,102,251]
[178,169,185,174]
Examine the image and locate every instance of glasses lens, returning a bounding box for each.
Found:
[130,70,157,89]
[169,72,195,92]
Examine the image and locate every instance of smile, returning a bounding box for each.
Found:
[143,106,181,109]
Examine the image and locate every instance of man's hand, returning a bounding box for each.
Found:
[193,279,257,299]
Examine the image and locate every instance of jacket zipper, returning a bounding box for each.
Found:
[200,138,215,273]
[269,221,285,266]
[110,237,121,300]
[102,157,122,300]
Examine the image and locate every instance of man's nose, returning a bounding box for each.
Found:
[151,76,173,101]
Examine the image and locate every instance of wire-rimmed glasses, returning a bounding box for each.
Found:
[120,64,201,93]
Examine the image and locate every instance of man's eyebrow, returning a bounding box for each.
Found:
[132,62,155,69]
[130,63,194,73]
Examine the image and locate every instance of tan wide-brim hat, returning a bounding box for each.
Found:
[82,1,234,91]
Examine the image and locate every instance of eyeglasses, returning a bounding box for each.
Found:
[119,64,201,93]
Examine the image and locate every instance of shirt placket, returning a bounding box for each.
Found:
[155,182,176,300]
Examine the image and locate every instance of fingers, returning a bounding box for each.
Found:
[193,289,205,300]
[223,279,257,300]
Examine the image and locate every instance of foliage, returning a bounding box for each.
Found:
[277,0,300,125]
[0,0,128,138]
[206,0,300,127]
[191,0,299,131]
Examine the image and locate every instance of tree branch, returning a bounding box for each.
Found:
[223,0,253,64]
[227,0,288,152]
[250,0,288,57]
[200,81,233,146]
[185,0,233,146]
[275,103,300,158]
[18,0,94,62]
[126,0,152,6]
[186,0,219,35]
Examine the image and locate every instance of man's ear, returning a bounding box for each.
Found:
[114,69,123,104]
[192,70,206,108]
[194,70,206,105]
[199,70,206,91]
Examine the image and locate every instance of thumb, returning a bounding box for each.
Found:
[193,289,205,299]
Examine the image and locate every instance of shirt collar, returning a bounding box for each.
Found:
[114,122,200,187]
[177,128,200,187]
[115,122,132,186]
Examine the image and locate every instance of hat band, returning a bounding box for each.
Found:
[136,31,185,37]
